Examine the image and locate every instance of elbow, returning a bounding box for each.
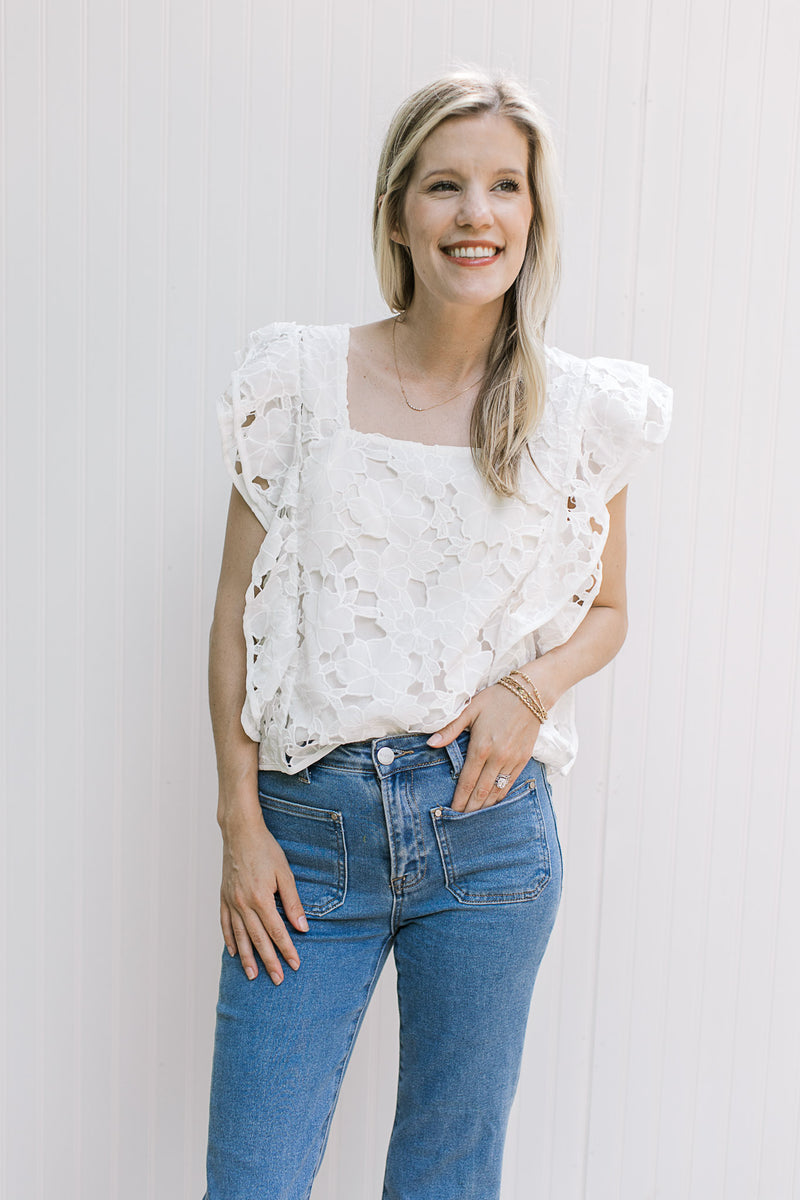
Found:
[590,600,628,663]
[611,603,629,658]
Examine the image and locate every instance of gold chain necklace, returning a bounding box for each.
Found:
[391,316,484,413]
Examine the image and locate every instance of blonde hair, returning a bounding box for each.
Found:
[372,71,562,498]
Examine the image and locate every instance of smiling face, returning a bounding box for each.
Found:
[391,112,534,315]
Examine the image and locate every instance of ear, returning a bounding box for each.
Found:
[379,192,407,247]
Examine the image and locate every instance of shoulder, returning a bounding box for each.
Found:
[218,323,342,529]
[233,321,345,383]
[226,322,299,410]
[579,350,672,456]
[543,342,673,500]
[224,322,350,421]
[544,342,672,436]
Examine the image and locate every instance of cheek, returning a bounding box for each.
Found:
[512,215,534,263]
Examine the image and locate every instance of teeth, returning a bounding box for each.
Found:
[444,246,499,258]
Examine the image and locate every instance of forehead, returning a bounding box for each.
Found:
[413,112,530,173]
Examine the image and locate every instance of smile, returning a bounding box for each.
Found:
[442,245,502,260]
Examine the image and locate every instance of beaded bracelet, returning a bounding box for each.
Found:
[497,675,547,724]
[510,670,549,722]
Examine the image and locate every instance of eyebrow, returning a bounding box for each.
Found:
[419,166,526,182]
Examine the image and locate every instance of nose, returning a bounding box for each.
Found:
[456,184,493,230]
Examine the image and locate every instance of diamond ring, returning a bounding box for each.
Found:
[494,773,511,789]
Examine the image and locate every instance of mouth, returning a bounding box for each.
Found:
[441,242,502,262]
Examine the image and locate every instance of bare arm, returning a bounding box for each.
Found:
[429,487,630,810]
[210,486,308,983]
[526,484,629,706]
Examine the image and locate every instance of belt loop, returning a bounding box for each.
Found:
[443,736,464,778]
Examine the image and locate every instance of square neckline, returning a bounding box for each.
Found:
[338,324,475,455]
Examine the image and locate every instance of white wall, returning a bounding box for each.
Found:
[2,1,799,1197]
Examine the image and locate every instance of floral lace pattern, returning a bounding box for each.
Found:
[219,323,672,775]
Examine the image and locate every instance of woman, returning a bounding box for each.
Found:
[204,71,671,1200]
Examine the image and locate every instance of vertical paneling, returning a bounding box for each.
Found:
[2,1,800,1197]
[0,0,6,1186]
[4,1,47,1196]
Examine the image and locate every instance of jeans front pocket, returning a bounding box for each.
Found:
[258,791,347,916]
[430,773,551,905]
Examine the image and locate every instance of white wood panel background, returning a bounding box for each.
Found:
[2,0,799,1197]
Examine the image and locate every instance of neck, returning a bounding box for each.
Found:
[396,295,505,386]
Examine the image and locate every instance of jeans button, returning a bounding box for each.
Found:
[377,746,395,765]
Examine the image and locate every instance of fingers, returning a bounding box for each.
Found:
[450,717,529,811]
[220,903,237,957]
[277,869,310,934]
[451,748,525,812]
[220,819,311,985]
[222,887,303,985]
[446,683,541,811]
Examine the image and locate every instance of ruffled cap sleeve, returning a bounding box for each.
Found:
[217,322,302,530]
[580,355,673,502]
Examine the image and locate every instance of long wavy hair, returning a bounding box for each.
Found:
[373,71,562,498]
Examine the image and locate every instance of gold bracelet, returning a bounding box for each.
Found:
[510,670,549,722]
[497,675,545,723]
[501,673,548,724]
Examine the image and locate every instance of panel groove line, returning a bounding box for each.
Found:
[718,2,773,1191]
[676,0,732,1174]
[653,0,710,1179]
[757,550,800,1193]
[355,0,374,318]
[35,0,47,1192]
[318,0,334,322]
[627,0,655,352]
[73,0,89,1189]
[686,1,767,1191]
[749,16,800,1187]
[596,4,656,1183]
[586,0,612,351]
[148,0,171,1191]
[581,9,636,1186]
[279,0,292,314]
[109,0,131,1190]
[184,0,215,1184]
[619,0,665,1134]
[1,0,10,1188]
[640,8,688,1189]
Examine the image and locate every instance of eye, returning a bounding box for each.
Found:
[427,180,459,192]
[495,178,522,193]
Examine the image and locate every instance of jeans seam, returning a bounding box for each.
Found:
[304,934,394,1199]
[313,757,457,777]
[313,762,374,774]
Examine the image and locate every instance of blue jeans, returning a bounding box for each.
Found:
[204,730,562,1200]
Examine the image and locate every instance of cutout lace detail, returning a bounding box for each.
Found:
[219,323,672,775]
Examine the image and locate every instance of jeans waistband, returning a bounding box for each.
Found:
[312,729,471,777]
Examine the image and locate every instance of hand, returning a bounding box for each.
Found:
[220,812,309,984]
[427,683,542,812]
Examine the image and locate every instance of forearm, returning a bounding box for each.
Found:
[520,602,628,712]
[208,609,262,832]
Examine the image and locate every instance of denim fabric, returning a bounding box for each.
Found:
[204,730,562,1200]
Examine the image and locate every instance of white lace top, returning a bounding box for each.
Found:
[218,323,672,775]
